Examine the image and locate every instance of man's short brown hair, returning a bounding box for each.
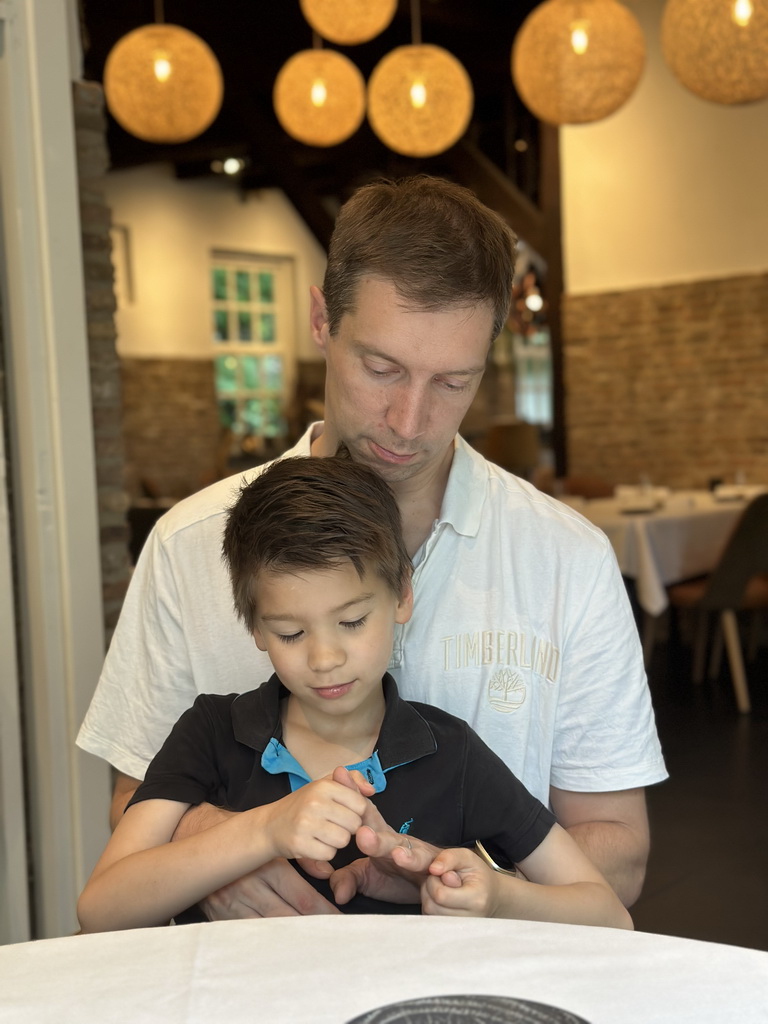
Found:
[222,453,412,632]
[323,175,518,341]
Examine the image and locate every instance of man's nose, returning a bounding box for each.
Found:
[385,383,429,440]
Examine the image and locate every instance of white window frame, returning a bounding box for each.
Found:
[210,250,297,453]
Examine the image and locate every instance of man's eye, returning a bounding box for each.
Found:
[277,631,303,644]
[341,616,367,630]
[365,362,396,378]
[439,378,470,393]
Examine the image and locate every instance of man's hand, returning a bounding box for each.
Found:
[310,798,441,906]
[200,858,341,919]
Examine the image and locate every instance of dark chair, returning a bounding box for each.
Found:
[666,493,768,713]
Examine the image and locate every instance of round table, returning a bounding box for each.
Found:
[1,916,767,1023]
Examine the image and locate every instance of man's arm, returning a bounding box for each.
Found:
[549,786,650,908]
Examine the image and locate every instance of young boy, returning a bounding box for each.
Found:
[77,455,631,932]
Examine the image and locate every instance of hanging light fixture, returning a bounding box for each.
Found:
[511,0,646,125]
[103,2,223,144]
[299,0,397,45]
[273,46,366,147]
[367,0,473,158]
[661,0,768,105]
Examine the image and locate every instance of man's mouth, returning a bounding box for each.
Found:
[369,440,418,464]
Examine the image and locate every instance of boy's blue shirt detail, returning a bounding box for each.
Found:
[262,738,388,794]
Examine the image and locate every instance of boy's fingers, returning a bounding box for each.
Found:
[331,765,376,797]
[429,847,474,876]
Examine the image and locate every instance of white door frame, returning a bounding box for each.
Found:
[0,0,111,939]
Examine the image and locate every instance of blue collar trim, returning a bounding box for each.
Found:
[261,738,388,794]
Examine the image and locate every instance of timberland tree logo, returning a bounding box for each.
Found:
[488,669,526,713]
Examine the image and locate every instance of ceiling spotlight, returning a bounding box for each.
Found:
[223,157,244,175]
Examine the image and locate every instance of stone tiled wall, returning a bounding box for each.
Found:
[74,81,131,640]
[120,358,225,500]
[563,274,768,489]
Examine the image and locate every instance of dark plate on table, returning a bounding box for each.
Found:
[346,994,591,1023]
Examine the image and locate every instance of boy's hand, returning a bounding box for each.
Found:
[314,800,440,906]
[421,847,503,917]
[261,767,373,862]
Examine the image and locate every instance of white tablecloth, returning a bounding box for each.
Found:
[569,490,759,616]
[2,916,767,1023]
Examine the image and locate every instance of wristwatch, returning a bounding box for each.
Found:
[474,840,520,878]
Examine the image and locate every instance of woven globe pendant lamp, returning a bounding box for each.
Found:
[367,43,473,157]
[661,0,768,105]
[273,48,366,147]
[512,0,646,125]
[104,23,224,144]
[299,0,397,45]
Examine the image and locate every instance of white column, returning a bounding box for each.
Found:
[0,0,111,939]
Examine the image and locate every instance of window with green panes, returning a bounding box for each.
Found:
[209,252,296,458]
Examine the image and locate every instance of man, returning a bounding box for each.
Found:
[77,175,666,914]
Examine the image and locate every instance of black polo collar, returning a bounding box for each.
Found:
[231,672,437,771]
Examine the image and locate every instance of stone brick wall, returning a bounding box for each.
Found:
[563,273,768,489]
[120,358,225,499]
[74,81,131,640]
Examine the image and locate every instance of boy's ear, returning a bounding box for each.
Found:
[395,581,414,625]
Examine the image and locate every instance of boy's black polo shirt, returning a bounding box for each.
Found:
[130,673,556,919]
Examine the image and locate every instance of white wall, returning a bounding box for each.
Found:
[561,0,768,294]
[104,165,328,360]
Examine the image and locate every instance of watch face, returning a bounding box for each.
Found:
[346,994,591,1024]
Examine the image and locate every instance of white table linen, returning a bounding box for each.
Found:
[2,916,767,1024]
[568,490,764,616]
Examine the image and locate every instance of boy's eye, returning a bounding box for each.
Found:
[277,631,303,644]
[341,616,367,630]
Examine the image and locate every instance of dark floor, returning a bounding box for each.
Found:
[630,620,768,952]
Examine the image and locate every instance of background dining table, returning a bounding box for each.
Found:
[2,916,767,1023]
[561,486,767,617]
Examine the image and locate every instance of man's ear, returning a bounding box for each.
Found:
[395,581,414,625]
[309,285,330,354]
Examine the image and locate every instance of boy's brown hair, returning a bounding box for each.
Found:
[222,453,412,632]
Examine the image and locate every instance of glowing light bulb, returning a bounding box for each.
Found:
[223,158,242,175]
[732,0,753,26]
[410,79,427,108]
[153,51,172,82]
[525,293,544,312]
[570,20,590,55]
[310,79,327,107]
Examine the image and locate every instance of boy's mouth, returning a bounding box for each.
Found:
[313,681,355,699]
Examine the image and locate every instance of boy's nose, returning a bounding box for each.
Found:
[307,636,345,673]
